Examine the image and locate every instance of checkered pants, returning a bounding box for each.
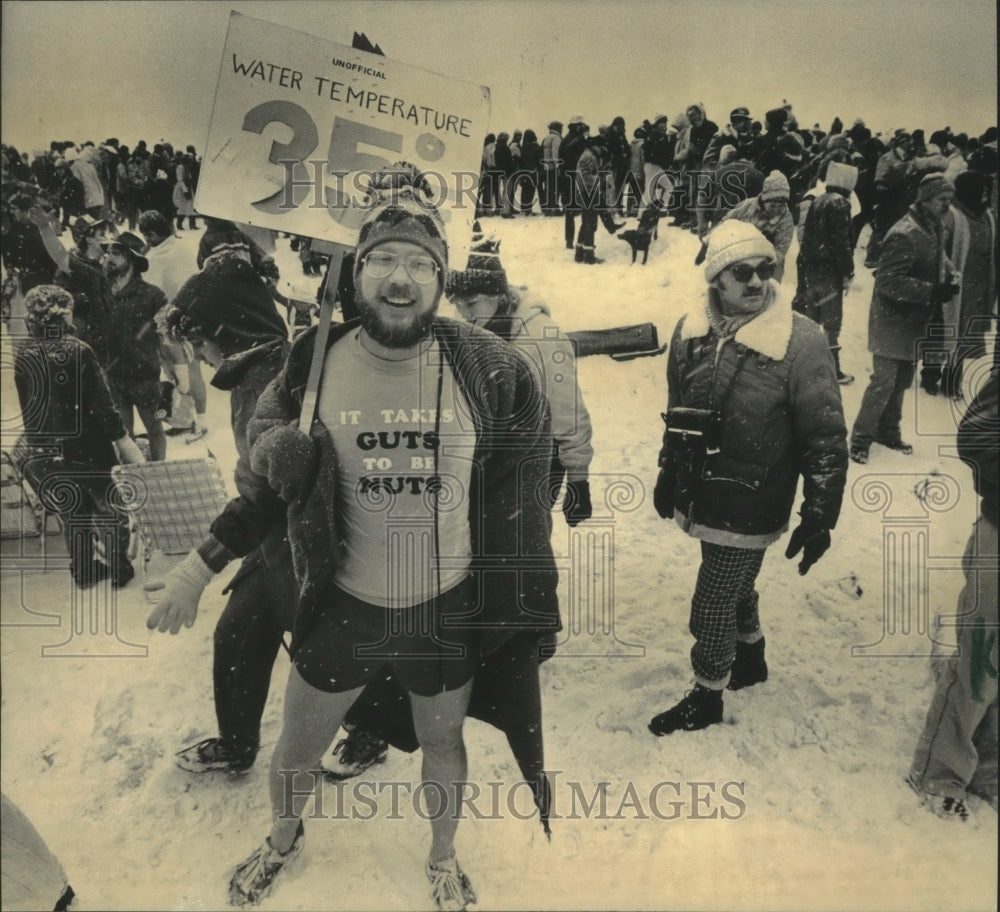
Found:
[689,541,766,686]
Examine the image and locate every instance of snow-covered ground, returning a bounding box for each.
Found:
[2,214,996,911]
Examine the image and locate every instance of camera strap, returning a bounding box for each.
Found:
[710,344,751,416]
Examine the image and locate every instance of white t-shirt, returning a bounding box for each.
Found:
[317,332,475,608]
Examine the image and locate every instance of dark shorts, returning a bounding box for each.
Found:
[293,575,481,697]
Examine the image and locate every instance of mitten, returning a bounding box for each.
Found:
[563,479,592,527]
[784,520,831,575]
[250,424,316,502]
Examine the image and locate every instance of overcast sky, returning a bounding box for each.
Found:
[2,0,997,154]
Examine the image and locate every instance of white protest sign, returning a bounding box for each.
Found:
[196,12,490,266]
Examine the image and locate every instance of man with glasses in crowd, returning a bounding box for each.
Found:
[649,220,848,734]
[226,187,559,910]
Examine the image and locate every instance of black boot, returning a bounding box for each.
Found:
[574,244,585,263]
[649,684,723,735]
[727,637,768,691]
[583,248,603,265]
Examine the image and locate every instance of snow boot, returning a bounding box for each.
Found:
[228,820,304,907]
[175,736,258,775]
[322,726,389,781]
[649,684,723,735]
[727,637,768,690]
[574,244,585,262]
[426,853,477,911]
[582,247,603,265]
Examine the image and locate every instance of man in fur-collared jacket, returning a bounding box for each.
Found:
[649,220,848,735]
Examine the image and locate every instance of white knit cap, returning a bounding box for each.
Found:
[704,220,776,281]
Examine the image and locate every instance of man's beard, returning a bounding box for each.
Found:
[356,288,438,349]
[103,260,129,282]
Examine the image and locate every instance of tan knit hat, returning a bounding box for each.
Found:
[704,221,776,282]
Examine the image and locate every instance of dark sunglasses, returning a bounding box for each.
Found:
[728,261,776,283]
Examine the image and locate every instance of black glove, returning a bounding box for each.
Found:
[930,281,960,304]
[547,454,567,510]
[563,480,592,527]
[784,520,831,575]
[653,469,674,519]
[250,424,316,502]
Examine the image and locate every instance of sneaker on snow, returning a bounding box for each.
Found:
[228,821,304,907]
[175,737,257,775]
[322,727,388,781]
[649,684,723,735]
[426,853,477,911]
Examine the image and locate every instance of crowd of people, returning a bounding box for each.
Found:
[1,103,997,911]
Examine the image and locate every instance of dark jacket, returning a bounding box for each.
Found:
[642,129,674,170]
[68,258,166,386]
[957,367,998,527]
[660,283,848,543]
[246,317,561,656]
[799,189,855,278]
[14,333,126,470]
[868,204,943,361]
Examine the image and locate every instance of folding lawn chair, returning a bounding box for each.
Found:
[1,438,65,569]
[111,456,229,575]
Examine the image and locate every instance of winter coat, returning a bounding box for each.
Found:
[958,370,999,528]
[494,138,514,177]
[703,127,757,169]
[674,117,719,170]
[559,127,588,177]
[13,331,126,470]
[630,138,645,178]
[659,282,848,546]
[67,257,166,386]
[642,129,674,170]
[484,289,594,481]
[942,202,997,357]
[797,189,855,278]
[868,204,944,361]
[70,156,105,210]
[172,163,196,216]
[245,317,561,656]
[541,130,562,166]
[519,137,542,175]
[722,196,796,279]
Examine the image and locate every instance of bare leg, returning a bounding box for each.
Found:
[409,680,474,865]
[267,667,363,852]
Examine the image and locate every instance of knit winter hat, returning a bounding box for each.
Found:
[548,121,563,132]
[354,187,448,285]
[916,172,955,203]
[760,170,791,201]
[653,113,668,126]
[704,221,776,282]
[24,285,74,329]
[445,223,507,298]
[824,161,859,192]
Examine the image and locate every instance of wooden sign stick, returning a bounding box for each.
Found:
[298,242,349,432]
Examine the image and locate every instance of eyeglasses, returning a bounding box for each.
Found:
[362,251,439,284]
[728,261,776,283]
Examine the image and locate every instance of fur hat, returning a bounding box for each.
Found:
[354,187,448,285]
[760,171,791,201]
[916,172,955,203]
[704,220,776,282]
[445,222,507,298]
[24,285,74,329]
[100,231,148,272]
[824,161,859,192]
